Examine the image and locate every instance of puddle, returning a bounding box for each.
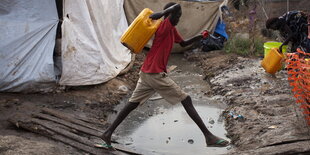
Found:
[108,54,230,154]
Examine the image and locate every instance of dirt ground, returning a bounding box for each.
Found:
[186,50,310,154]
[1,50,310,154]
[0,55,144,155]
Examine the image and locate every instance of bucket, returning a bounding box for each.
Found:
[264,42,287,57]
[120,8,162,54]
[261,47,284,74]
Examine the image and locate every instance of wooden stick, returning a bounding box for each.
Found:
[48,130,115,155]
[76,117,106,128]
[33,113,102,137]
[9,112,141,155]
[32,118,140,155]
[42,108,103,132]
[9,116,114,155]
[32,118,96,146]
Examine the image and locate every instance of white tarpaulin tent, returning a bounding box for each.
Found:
[0,0,226,92]
[124,0,227,52]
[0,0,58,92]
[0,0,131,92]
[59,0,131,85]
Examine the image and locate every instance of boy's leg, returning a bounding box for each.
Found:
[181,96,229,147]
[101,72,155,146]
[101,101,139,145]
[149,73,228,146]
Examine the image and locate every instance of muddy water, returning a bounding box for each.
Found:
[108,54,230,155]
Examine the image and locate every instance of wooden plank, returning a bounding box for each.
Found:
[32,118,96,147]
[8,115,115,155]
[113,144,143,155]
[50,131,116,155]
[76,116,106,128]
[9,112,140,155]
[41,108,103,132]
[31,118,140,155]
[9,114,54,137]
[33,113,102,137]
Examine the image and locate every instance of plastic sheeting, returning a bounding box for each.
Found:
[124,0,224,52]
[0,0,58,92]
[59,0,131,86]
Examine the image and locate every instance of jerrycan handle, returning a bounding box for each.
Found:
[144,18,156,28]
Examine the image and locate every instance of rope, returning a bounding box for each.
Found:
[258,0,269,19]
[219,0,228,22]
[287,0,290,12]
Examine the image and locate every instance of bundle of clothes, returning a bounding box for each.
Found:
[200,19,228,52]
[200,5,229,52]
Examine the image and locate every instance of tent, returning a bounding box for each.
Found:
[0,0,131,92]
[59,0,131,86]
[124,0,227,52]
[0,0,226,92]
[0,0,59,92]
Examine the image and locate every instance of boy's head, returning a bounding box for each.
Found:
[164,2,182,26]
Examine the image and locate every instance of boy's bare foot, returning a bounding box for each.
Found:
[96,133,116,151]
[101,132,111,145]
[206,136,229,147]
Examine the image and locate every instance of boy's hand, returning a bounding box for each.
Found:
[201,30,209,38]
[170,4,181,13]
[149,13,162,20]
[149,4,181,21]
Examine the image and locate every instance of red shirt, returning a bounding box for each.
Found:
[141,18,184,73]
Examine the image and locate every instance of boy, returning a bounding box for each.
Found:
[100,2,229,149]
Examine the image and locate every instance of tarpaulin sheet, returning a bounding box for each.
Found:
[124,0,224,52]
[60,0,131,85]
[0,0,58,92]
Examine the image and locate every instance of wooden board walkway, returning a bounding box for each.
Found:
[9,108,141,155]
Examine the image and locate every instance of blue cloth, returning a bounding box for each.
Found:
[214,20,228,40]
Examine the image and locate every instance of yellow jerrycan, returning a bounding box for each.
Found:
[120,8,162,54]
[261,47,284,75]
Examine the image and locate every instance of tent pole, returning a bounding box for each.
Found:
[258,0,268,19]
[287,0,289,12]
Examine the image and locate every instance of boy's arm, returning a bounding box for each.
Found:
[179,35,203,47]
[149,4,181,20]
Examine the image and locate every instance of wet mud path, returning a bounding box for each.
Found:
[186,51,310,154]
[1,51,309,155]
[108,54,230,155]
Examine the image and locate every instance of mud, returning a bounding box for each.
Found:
[1,50,310,154]
[186,50,310,154]
[0,54,145,155]
[107,54,229,155]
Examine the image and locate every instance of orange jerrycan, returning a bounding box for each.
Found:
[261,47,284,74]
[120,8,162,54]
